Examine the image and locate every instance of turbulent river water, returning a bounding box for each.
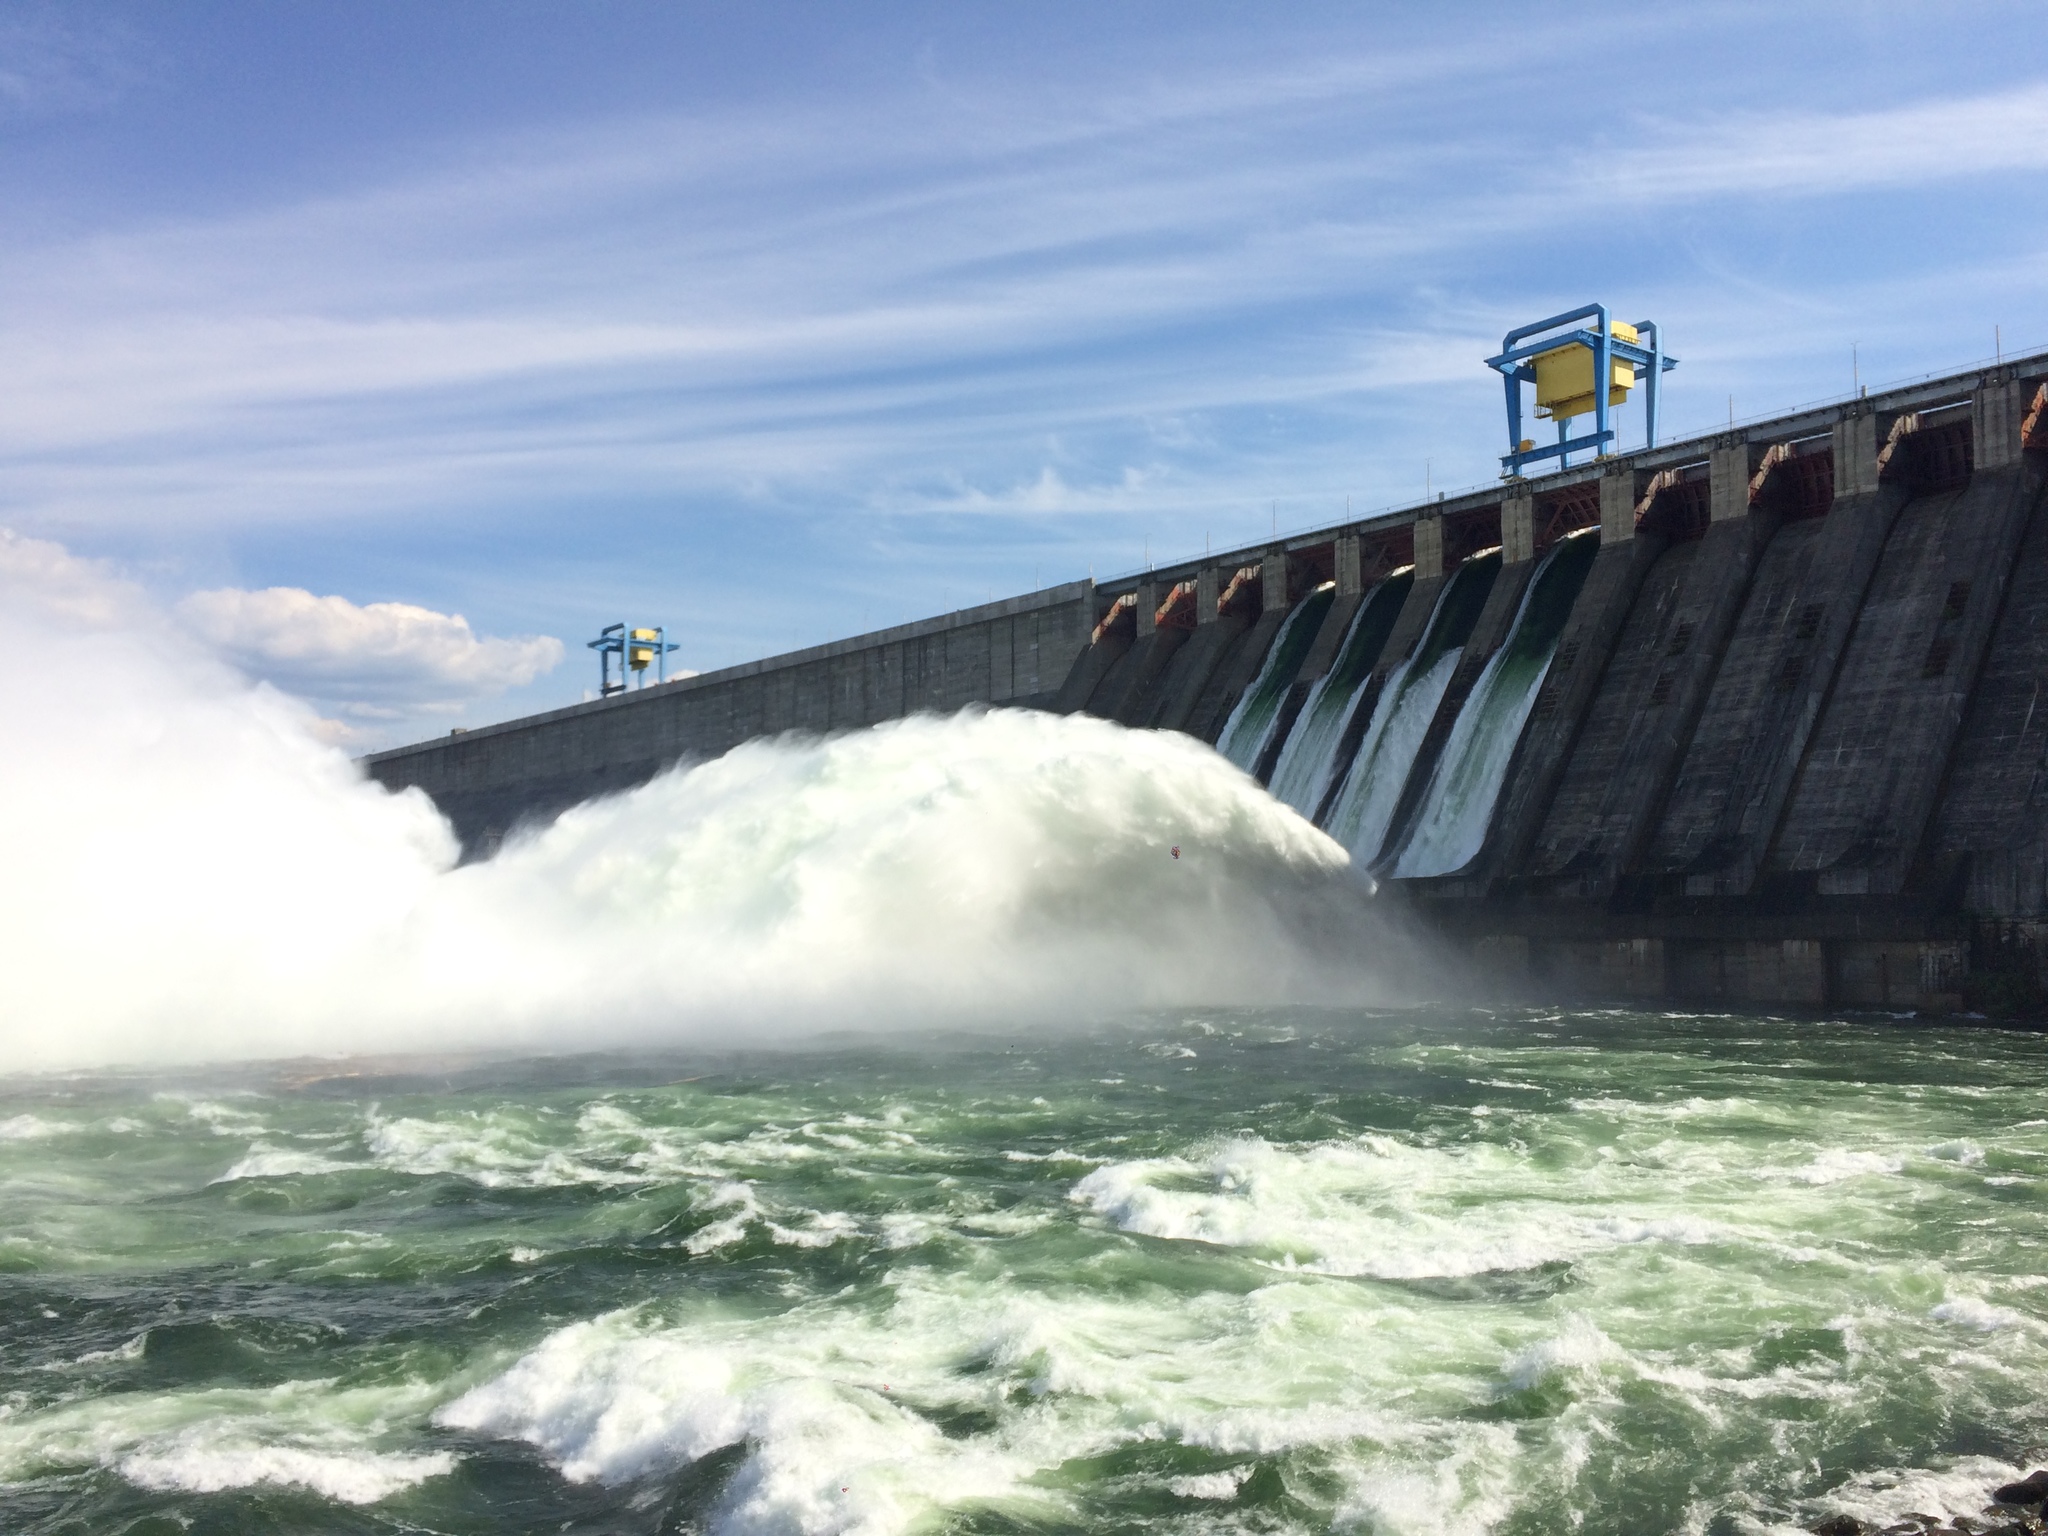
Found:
[3,531,2045,1534]
[5,1010,2046,1536]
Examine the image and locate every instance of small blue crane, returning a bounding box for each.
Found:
[588,622,680,697]
[1485,304,1678,478]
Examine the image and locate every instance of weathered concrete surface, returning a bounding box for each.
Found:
[1426,379,2046,1010]
[1052,626,1130,713]
[1931,456,2048,914]
[1075,629,1149,719]
[1101,626,1191,725]
[1451,914,1970,1014]
[1500,495,1535,564]
[1567,503,1781,900]
[1477,527,1667,889]
[1511,433,1800,905]
[1643,487,1910,897]
[1522,539,1696,887]
[1152,619,1245,732]
[1765,460,2042,894]
[1370,573,1449,675]
[1295,589,1365,683]
[1524,535,1709,893]
[1182,615,1267,742]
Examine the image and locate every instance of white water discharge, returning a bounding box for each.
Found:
[0,533,1400,1073]
[1319,649,1462,864]
[1387,645,1534,879]
[1264,577,1409,818]
[1391,536,1590,879]
[1213,585,1333,773]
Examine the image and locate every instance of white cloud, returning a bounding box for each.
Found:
[0,527,143,625]
[175,586,564,715]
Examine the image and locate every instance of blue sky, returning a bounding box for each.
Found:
[4,1,2045,745]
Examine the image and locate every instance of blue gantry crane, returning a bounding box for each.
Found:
[1485,304,1678,478]
[588,622,680,697]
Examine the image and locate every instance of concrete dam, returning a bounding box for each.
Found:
[365,354,2048,1014]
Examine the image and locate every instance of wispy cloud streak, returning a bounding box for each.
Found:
[0,3,2041,705]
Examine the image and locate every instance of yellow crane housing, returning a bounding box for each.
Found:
[1534,319,1640,422]
[588,622,679,695]
[1485,304,1676,475]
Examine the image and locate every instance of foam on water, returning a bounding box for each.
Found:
[213,1142,354,1182]
[433,1252,1562,1536]
[0,1376,453,1507]
[5,1015,2048,1533]
[435,1303,1059,1533]
[119,1443,456,1505]
[0,1114,71,1140]
[1791,1456,2044,1535]
[1069,1132,1730,1278]
[1930,1296,2028,1331]
[408,1050,2048,1529]
[1767,1147,1906,1184]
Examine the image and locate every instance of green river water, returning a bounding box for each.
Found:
[3,1007,2045,1536]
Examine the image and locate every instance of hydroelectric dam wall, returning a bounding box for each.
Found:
[365,354,2048,1014]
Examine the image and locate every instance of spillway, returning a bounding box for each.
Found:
[363,354,2048,1015]
[1213,584,1335,773]
[1389,530,1597,878]
[1320,552,1498,863]
[1264,572,1411,817]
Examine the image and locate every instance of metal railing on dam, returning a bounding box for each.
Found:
[365,353,2048,1014]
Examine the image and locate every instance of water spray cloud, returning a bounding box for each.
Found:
[0,532,1403,1073]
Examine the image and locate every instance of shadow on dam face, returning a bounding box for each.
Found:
[365,363,2048,1017]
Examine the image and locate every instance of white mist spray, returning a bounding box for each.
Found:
[0,533,1405,1073]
